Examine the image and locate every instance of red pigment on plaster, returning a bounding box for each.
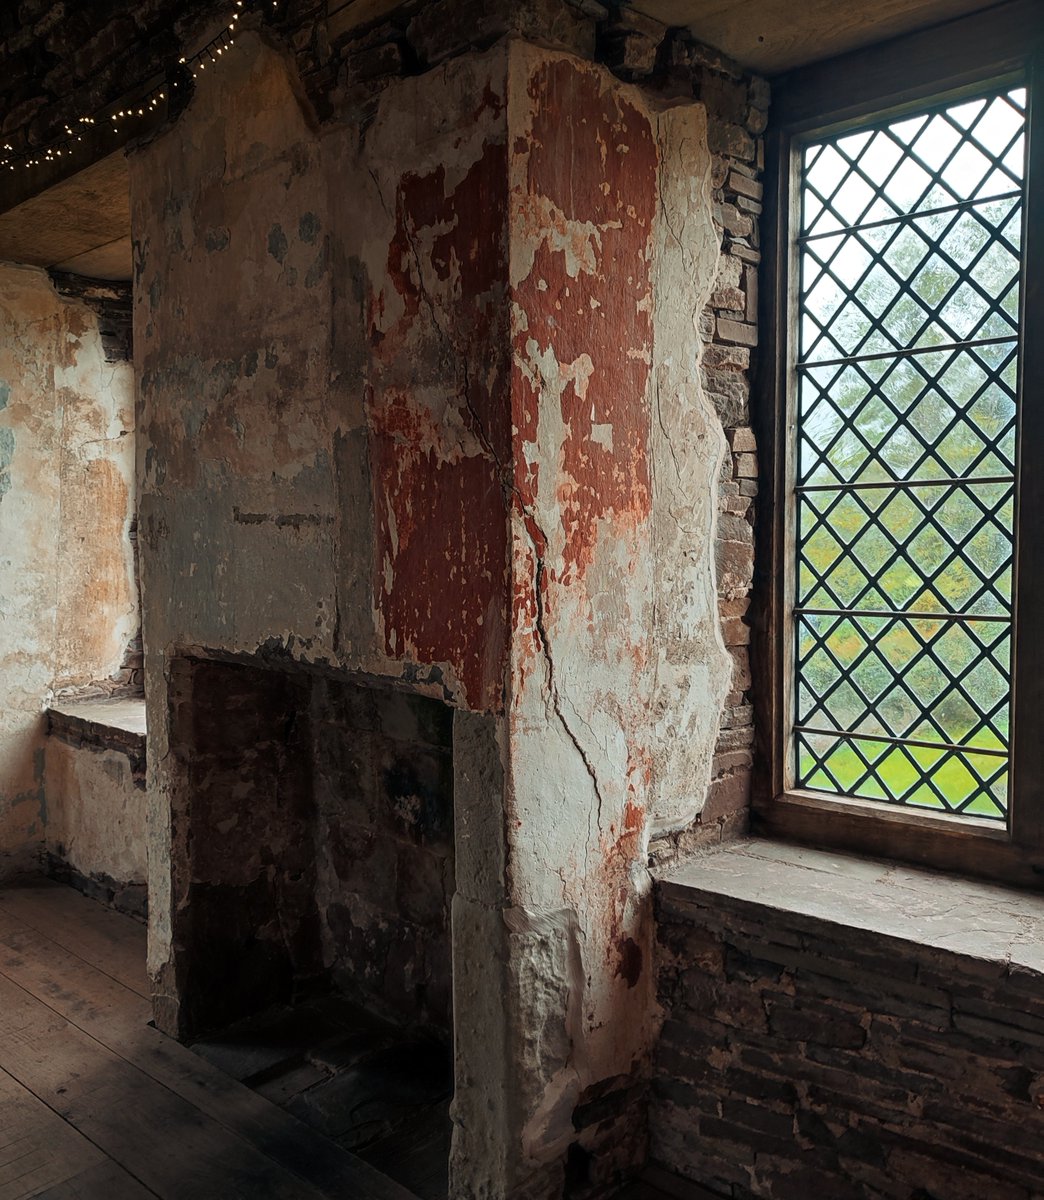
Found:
[511,58,656,587]
[368,388,443,448]
[474,80,505,123]
[599,760,652,986]
[623,797,644,831]
[370,140,511,713]
[507,58,659,984]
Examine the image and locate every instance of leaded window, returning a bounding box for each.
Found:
[791,85,1026,821]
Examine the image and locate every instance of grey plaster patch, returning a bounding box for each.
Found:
[299,212,321,243]
[0,426,12,499]
[268,223,289,263]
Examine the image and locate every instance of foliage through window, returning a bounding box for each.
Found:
[792,85,1026,820]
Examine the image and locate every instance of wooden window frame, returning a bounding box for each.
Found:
[753,0,1044,887]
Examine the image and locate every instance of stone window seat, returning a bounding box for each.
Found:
[652,838,1044,1199]
[47,696,146,781]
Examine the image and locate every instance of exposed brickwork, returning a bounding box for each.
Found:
[0,1,212,157]
[0,0,597,201]
[312,675,455,1035]
[48,273,132,362]
[701,52,763,856]
[167,655,322,1038]
[653,874,1044,1200]
[246,0,573,132]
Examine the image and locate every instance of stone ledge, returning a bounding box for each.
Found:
[658,838,1044,979]
[47,696,147,783]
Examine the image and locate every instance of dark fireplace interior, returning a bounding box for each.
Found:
[167,655,455,1196]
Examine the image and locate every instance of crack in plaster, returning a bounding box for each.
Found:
[370,164,606,829]
[514,341,609,845]
[532,550,606,834]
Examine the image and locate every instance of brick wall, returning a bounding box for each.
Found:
[0,0,591,200]
[0,0,210,157]
[653,857,1044,1200]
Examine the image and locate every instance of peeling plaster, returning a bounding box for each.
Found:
[0,262,137,877]
[499,45,730,1185]
[364,61,512,714]
[132,29,733,1198]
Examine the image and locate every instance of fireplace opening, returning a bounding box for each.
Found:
[168,654,455,1196]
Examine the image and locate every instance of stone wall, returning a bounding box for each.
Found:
[0,262,138,877]
[652,845,1044,1200]
[0,0,210,160]
[167,656,320,1036]
[163,656,453,1040]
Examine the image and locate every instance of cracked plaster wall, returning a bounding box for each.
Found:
[0,262,137,878]
[132,28,729,1196]
[497,48,730,1196]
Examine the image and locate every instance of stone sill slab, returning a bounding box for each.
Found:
[47,696,147,776]
[659,838,1044,980]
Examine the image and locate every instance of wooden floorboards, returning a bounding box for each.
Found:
[0,879,418,1200]
[0,878,698,1200]
[0,880,149,998]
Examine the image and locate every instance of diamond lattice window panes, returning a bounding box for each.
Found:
[792,84,1026,820]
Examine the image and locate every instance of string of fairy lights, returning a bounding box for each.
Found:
[1,0,279,172]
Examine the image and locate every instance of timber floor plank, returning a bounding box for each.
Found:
[0,881,419,1200]
[28,1161,157,1199]
[0,880,148,998]
[0,1065,108,1200]
[0,970,335,1200]
[0,910,415,1199]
